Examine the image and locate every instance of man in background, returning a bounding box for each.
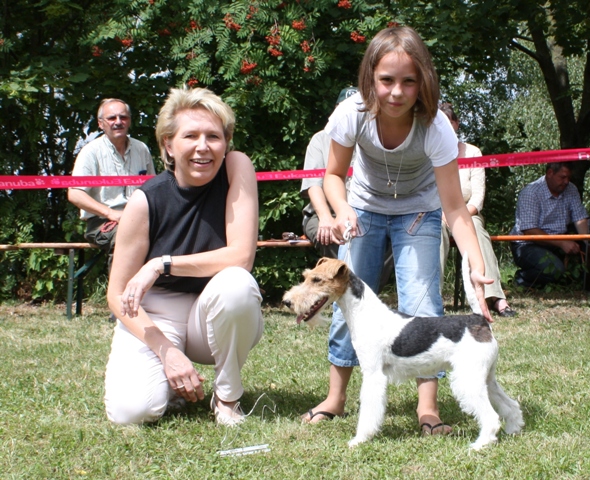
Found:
[68,98,155,266]
[510,162,588,288]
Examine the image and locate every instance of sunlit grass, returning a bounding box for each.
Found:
[1,287,589,479]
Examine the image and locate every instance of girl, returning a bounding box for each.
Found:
[303,26,492,436]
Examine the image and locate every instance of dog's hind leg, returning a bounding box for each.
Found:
[449,367,501,450]
[348,370,389,448]
[487,368,524,435]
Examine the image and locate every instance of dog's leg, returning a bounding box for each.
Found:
[348,370,389,448]
[449,366,501,450]
[486,368,524,435]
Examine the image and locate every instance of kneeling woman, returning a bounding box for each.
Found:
[104,87,263,426]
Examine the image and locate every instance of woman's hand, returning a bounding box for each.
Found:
[120,259,161,318]
[161,345,205,402]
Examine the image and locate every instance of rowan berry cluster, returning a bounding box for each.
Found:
[91,45,103,57]
[246,5,258,19]
[117,37,133,48]
[338,0,352,8]
[224,13,241,32]
[266,34,281,46]
[246,76,263,86]
[187,78,199,87]
[300,40,311,53]
[268,48,283,57]
[292,19,306,31]
[350,31,366,43]
[240,60,258,74]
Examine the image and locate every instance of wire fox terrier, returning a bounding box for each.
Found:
[282,255,524,450]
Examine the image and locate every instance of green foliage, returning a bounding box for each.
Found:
[2,0,590,301]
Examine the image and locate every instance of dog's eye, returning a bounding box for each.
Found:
[311,276,322,283]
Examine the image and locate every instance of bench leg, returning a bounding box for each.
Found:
[452,247,466,309]
[66,249,75,320]
[584,241,590,291]
[76,249,86,316]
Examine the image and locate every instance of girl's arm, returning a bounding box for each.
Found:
[324,140,356,242]
[435,160,493,321]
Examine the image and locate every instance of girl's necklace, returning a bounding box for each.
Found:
[378,118,404,199]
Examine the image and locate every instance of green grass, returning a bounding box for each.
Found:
[1,288,590,479]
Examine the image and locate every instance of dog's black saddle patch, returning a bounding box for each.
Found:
[348,271,365,299]
[391,314,492,357]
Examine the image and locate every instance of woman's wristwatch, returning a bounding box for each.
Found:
[161,255,172,277]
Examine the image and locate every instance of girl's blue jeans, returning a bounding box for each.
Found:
[328,207,444,367]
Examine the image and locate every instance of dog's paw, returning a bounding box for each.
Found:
[348,437,366,448]
[504,420,524,435]
[469,437,497,451]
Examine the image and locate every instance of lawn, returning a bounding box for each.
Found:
[1,287,589,479]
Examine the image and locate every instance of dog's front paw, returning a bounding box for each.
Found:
[348,437,366,448]
[469,437,497,451]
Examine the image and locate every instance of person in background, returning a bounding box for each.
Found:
[438,103,515,317]
[300,87,394,291]
[104,87,263,427]
[303,26,492,436]
[68,98,155,266]
[510,162,589,288]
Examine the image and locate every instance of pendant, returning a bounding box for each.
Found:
[387,180,392,187]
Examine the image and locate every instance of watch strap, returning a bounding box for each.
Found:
[162,255,172,276]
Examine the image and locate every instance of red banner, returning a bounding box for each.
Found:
[1,148,589,190]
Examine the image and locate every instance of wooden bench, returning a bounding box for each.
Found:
[0,239,314,319]
[2,234,588,318]
[451,234,590,309]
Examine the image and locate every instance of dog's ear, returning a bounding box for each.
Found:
[316,257,330,267]
[321,259,349,281]
[334,262,350,281]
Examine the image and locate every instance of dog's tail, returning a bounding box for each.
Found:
[462,252,483,315]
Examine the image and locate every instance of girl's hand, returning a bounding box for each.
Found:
[332,207,358,243]
[161,345,205,403]
[120,259,161,318]
[470,270,494,323]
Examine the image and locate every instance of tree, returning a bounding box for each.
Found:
[1,0,586,300]
[394,0,590,192]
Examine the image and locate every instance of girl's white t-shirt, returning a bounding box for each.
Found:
[325,92,458,215]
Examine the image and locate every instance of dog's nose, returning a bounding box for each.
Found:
[282,299,291,308]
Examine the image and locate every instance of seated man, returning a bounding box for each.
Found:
[300,87,393,291]
[68,98,155,268]
[510,162,589,288]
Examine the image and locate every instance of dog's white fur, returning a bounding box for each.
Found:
[283,254,524,449]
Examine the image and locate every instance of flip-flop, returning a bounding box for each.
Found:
[421,422,452,436]
[302,409,347,423]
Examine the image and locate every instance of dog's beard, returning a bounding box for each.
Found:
[294,295,331,327]
[304,312,330,328]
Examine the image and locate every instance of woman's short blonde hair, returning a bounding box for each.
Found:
[358,26,440,125]
[155,87,235,171]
